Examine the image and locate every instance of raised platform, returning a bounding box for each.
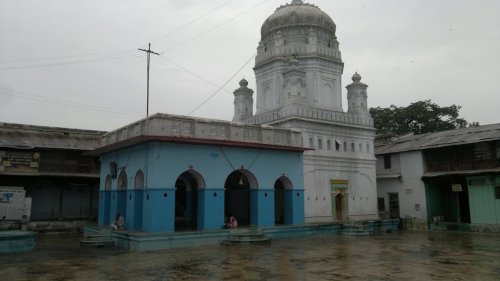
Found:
[0,230,36,253]
[222,228,271,245]
[83,219,399,252]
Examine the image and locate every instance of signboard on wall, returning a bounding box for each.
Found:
[0,151,40,172]
[452,184,463,192]
[0,186,27,220]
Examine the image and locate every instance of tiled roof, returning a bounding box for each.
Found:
[0,122,104,150]
[375,123,500,155]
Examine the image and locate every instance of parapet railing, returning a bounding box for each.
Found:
[102,114,303,149]
[246,107,373,127]
[426,159,498,173]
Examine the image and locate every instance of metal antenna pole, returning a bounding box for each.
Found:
[138,43,160,117]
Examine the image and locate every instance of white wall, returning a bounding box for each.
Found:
[377,151,427,220]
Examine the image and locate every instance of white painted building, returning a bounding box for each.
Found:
[375,124,500,231]
[375,145,428,229]
[233,0,378,222]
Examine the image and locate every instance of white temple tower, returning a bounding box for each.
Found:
[347,72,370,117]
[234,0,378,222]
[232,79,254,122]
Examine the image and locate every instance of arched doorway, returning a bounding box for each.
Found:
[174,170,204,231]
[274,176,293,225]
[224,170,257,226]
[335,193,345,221]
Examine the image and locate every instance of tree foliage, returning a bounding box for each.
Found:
[369,100,469,136]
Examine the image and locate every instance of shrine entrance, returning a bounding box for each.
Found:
[174,170,204,231]
[224,169,257,226]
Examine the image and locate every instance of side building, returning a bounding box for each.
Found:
[0,122,103,229]
[375,124,500,232]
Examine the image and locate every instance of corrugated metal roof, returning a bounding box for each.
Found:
[375,123,500,155]
[0,122,105,151]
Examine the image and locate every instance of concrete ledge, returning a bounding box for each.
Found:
[0,230,36,253]
[84,219,399,252]
[25,220,95,234]
[470,224,500,233]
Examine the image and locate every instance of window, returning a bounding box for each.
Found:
[335,141,340,151]
[135,170,144,189]
[496,186,500,200]
[105,175,112,191]
[367,143,370,153]
[351,143,355,152]
[318,139,323,150]
[359,143,362,153]
[377,197,385,213]
[309,137,314,149]
[343,142,347,152]
[327,140,331,150]
[384,155,392,169]
[118,170,128,189]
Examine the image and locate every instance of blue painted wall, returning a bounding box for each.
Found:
[98,142,304,233]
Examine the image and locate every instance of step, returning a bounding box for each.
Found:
[80,239,115,247]
[84,234,113,241]
[226,235,267,242]
[340,230,371,237]
[228,233,266,239]
[222,237,271,245]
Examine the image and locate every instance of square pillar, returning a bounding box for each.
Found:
[98,191,110,225]
[133,190,144,231]
[142,189,175,233]
[109,190,118,225]
[117,190,127,217]
[125,190,136,231]
[250,189,275,227]
[198,188,224,230]
[285,189,305,225]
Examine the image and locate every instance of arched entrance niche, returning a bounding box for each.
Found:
[335,193,347,221]
[133,170,144,231]
[274,176,293,225]
[174,169,205,231]
[224,169,258,226]
[116,170,128,223]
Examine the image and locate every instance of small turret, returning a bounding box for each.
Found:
[346,72,369,116]
[232,79,254,122]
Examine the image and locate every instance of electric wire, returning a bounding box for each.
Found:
[149,0,236,45]
[157,56,232,93]
[0,52,139,70]
[0,1,270,116]
[0,49,135,64]
[0,88,143,117]
[157,55,270,112]
[0,0,237,67]
[187,52,256,116]
[164,0,271,52]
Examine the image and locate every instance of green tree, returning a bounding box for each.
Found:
[369,100,469,136]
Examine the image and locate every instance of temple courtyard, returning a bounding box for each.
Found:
[0,230,499,280]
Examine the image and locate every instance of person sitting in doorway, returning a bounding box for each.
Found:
[111,213,125,230]
[225,213,238,228]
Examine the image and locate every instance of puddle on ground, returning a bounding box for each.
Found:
[1,231,499,280]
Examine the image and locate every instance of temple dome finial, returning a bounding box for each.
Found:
[352,72,362,82]
[291,0,304,4]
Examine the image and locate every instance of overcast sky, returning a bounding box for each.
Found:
[1,0,499,131]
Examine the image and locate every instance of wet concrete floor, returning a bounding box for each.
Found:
[0,231,499,281]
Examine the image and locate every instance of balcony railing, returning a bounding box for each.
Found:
[426,159,497,173]
[38,162,100,175]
